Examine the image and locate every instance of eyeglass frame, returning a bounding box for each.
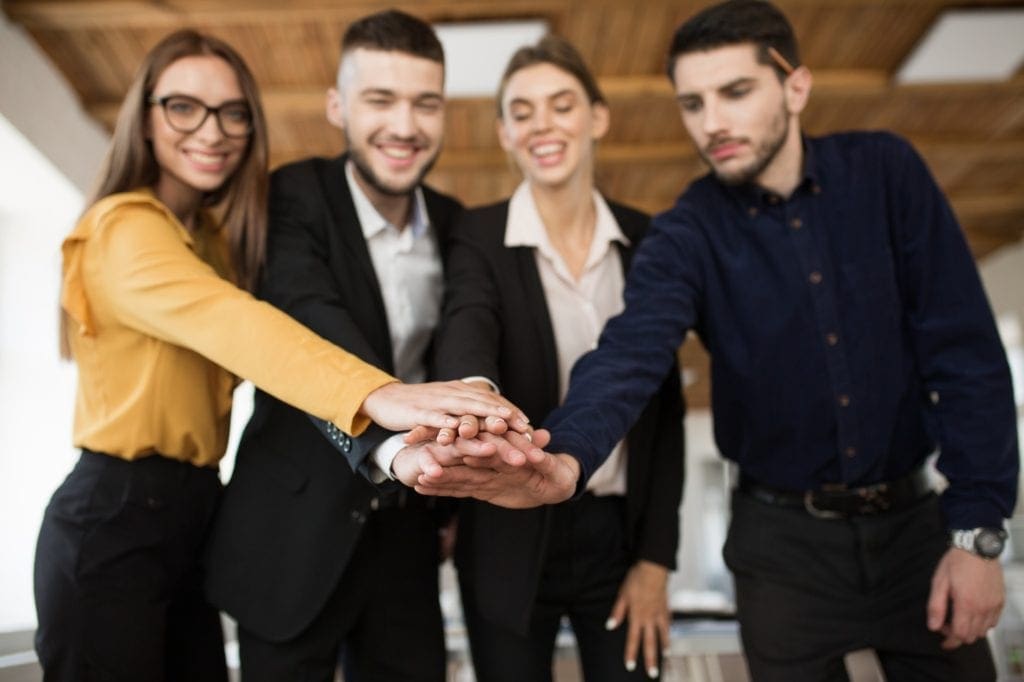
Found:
[147,94,254,139]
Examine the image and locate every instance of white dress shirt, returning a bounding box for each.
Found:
[345,162,442,478]
[504,182,630,496]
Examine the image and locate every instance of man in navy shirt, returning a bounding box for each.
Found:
[416,1,1018,679]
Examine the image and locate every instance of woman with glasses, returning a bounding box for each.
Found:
[435,35,684,681]
[33,29,520,682]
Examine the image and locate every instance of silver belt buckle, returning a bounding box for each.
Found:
[803,491,844,519]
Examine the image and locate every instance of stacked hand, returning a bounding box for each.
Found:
[359,380,578,508]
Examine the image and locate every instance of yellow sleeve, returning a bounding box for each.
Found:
[82,202,394,435]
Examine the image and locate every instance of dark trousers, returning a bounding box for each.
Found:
[237,503,446,682]
[34,450,226,682]
[724,489,996,682]
[460,494,658,682]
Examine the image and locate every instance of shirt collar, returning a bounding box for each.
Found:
[504,181,630,255]
[722,134,823,208]
[345,161,430,239]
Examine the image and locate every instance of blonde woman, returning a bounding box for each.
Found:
[435,35,684,681]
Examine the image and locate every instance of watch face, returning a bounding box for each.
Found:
[975,529,1006,558]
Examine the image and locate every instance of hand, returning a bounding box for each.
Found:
[926,548,1005,649]
[414,430,580,509]
[432,414,515,446]
[607,560,670,677]
[359,381,529,433]
[389,436,499,487]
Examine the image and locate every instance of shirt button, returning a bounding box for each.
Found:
[825,332,839,346]
[748,207,758,218]
[812,184,822,195]
[808,271,823,285]
[370,497,380,511]
[767,195,780,205]
[351,510,366,524]
[838,394,850,407]
[844,446,857,458]
[790,218,803,230]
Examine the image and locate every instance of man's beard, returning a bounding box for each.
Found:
[705,104,789,186]
[346,132,439,198]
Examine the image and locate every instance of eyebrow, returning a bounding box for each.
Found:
[359,87,443,101]
[508,88,577,108]
[675,77,755,102]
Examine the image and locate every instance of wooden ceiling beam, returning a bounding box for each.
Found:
[4,1,562,28]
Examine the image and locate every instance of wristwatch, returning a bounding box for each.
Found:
[950,527,1008,559]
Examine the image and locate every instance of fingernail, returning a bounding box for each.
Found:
[445,417,458,427]
[648,666,659,678]
[523,431,533,442]
[625,660,636,672]
[605,617,616,630]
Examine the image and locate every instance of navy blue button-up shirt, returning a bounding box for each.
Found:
[545,131,1018,529]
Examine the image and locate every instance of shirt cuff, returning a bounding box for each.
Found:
[462,375,500,393]
[369,433,408,483]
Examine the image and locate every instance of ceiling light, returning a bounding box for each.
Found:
[896,8,1024,83]
[435,20,549,97]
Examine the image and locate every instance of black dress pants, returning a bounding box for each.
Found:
[724,489,996,682]
[236,503,446,682]
[34,450,226,682]
[460,493,658,682]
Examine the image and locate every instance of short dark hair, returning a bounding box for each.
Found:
[497,35,605,118]
[666,0,800,81]
[341,9,444,65]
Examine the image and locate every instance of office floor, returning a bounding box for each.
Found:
[5,569,1024,682]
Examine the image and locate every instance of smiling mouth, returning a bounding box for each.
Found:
[379,145,416,160]
[185,149,230,169]
[531,141,565,163]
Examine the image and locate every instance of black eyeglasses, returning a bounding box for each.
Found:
[148,94,253,138]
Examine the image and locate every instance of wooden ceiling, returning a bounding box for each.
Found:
[6,0,1024,409]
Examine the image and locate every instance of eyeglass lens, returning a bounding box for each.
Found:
[158,95,252,137]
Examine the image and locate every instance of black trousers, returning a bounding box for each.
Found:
[34,450,226,682]
[236,503,446,682]
[460,494,658,682]
[724,489,997,682]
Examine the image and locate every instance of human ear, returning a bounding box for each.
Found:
[784,65,813,115]
[325,87,346,130]
[496,116,514,152]
[591,102,610,141]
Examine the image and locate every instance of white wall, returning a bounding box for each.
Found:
[0,13,107,632]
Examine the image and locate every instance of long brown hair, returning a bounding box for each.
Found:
[60,29,268,357]
[496,35,606,118]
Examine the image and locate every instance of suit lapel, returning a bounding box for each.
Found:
[513,244,562,410]
[318,154,393,362]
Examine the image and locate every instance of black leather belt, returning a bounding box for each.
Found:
[738,466,932,519]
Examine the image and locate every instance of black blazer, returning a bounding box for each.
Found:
[434,198,685,635]
[204,154,461,642]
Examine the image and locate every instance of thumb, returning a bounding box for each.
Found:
[927,565,951,631]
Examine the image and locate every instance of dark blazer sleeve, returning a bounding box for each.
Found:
[260,161,396,478]
[433,206,506,386]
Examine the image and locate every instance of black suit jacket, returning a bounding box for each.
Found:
[204,154,461,642]
[434,198,685,635]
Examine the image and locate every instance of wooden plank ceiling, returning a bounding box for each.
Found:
[6,0,1024,410]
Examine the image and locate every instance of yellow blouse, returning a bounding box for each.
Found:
[61,190,394,467]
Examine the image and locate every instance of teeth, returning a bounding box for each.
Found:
[188,151,224,165]
[381,146,413,159]
[532,143,562,157]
